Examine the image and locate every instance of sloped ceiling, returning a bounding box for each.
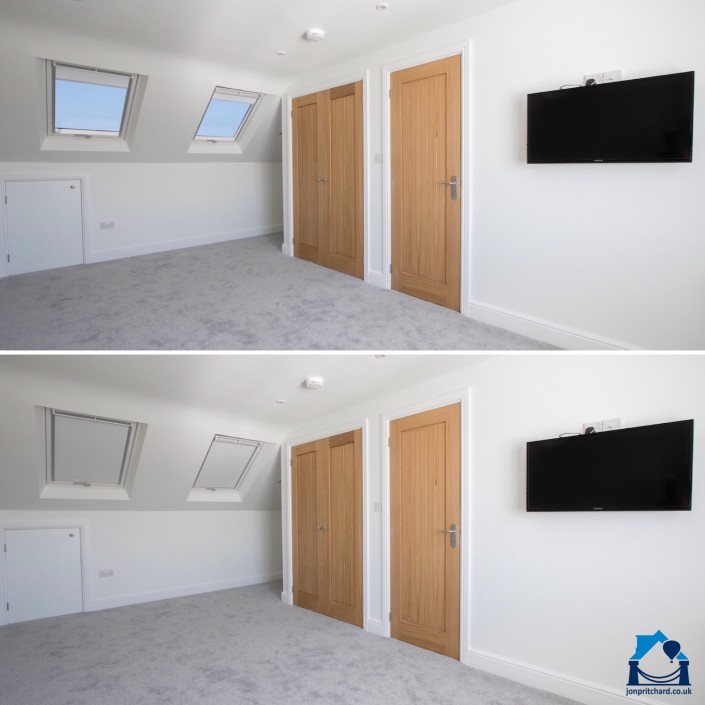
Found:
[0,0,519,163]
[0,354,489,511]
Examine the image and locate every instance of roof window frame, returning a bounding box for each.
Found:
[45,59,141,141]
[40,407,145,501]
[193,87,263,144]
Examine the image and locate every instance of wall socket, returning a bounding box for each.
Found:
[583,418,622,434]
[98,569,114,578]
[99,221,115,230]
[583,70,623,86]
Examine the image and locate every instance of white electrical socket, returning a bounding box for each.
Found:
[583,418,622,434]
[99,221,115,230]
[98,569,114,578]
[583,70,623,86]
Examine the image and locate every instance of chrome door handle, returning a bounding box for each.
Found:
[440,523,457,548]
[440,176,458,200]
[316,525,328,531]
[317,177,329,183]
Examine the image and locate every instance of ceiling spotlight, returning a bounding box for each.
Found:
[275,50,288,56]
[376,3,389,9]
[304,28,326,42]
[275,399,287,405]
[303,376,325,390]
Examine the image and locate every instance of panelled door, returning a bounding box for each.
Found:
[5,179,84,275]
[292,82,364,279]
[390,403,461,659]
[292,429,362,627]
[4,527,83,624]
[391,55,461,311]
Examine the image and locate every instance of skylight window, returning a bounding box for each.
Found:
[41,408,145,500]
[47,61,140,139]
[188,435,264,502]
[194,88,262,142]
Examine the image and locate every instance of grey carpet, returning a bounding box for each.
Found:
[0,582,580,705]
[0,234,555,350]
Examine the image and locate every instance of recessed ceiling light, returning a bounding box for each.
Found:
[275,50,288,56]
[374,354,387,359]
[376,2,389,10]
[303,376,325,390]
[303,28,326,42]
[275,399,287,405]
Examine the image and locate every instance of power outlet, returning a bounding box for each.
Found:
[583,70,623,86]
[98,569,114,578]
[583,418,622,434]
[99,221,115,230]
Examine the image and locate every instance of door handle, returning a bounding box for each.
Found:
[316,525,329,531]
[317,177,329,183]
[440,523,457,548]
[440,176,458,200]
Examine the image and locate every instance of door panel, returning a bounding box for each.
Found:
[292,442,320,612]
[291,429,362,627]
[391,56,461,311]
[6,180,84,275]
[323,430,362,625]
[5,528,83,624]
[327,84,364,278]
[292,97,321,263]
[390,403,460,659]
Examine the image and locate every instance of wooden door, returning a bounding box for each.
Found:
[6,180,84,275]
[390,403,461,659]
[391,55,461,311]
[292,82,363,278]
[291,429,362,627]
[291,440,321,612]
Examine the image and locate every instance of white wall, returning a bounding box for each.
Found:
[284,0,705,350]
[0,162,283,265]
[0,510,282,616]
[284,354,704,705]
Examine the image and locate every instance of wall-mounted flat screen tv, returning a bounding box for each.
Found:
[527,71,695,163]
[526,420,694,511]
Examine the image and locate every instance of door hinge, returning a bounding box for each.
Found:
[387,437,391,447]
[2,543,5,552]
[389,264,392,274]
[4,195,7,204]
[5,602,8,611]
[388,88,391,99]
[6,255,9,263]
[389,611,392,621]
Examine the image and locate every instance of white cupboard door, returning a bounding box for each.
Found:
[6,179,84,275]
[4,528,83,623]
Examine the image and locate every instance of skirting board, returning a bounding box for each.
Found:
[86,572,283,613]
[464,649,664,705]
[465,301,639,351]
[365,618,386,637]
[88,225,283,265]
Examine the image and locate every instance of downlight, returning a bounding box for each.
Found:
[303,376,325,390]
[304,28,326,42]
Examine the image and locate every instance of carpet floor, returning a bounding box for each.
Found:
[0,582,580,705]
[0,234,556,350]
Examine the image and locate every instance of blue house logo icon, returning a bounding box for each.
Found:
[628,630,691,687]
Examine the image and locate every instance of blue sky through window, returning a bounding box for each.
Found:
[197,98,252,139]
[55,80,128,133]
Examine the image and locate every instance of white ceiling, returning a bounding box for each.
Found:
[1,353,491,425]
[0,0,519,79]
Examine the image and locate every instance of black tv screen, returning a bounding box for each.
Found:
[527,72,695,163]
[526,420,694,511]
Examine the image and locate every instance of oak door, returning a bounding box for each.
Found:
[391,56,461,311]
[390,403,461,659]
[292,82,363,278]
[292,429,362,627]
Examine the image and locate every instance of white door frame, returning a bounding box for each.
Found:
[0,173,91,279]
[381,388,471,661]
[0,522,88,626]
[281,418,370,629]
[281,71,371,281]
[382,41,473,316]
